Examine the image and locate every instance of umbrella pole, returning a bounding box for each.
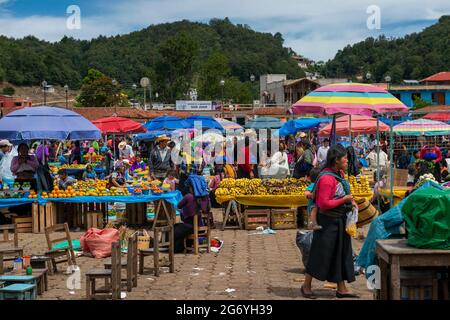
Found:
[349,115,352,146]
[330,115,337,146]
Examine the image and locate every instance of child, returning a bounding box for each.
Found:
[304,168,321,230]
[209,165,225,208]
[164,170,179,192]
[131,156,146,172]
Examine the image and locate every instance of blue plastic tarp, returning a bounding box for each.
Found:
[0,106,101,141]
[0,191,183,210]
[36,191,183,208]
[0,198,36,209]
[278,118,331,136]
[186,116,224,132]
[245,117,283,129]
[143,116,190,131]
[134,130,173,142]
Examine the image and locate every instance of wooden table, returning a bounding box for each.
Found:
[0,268,48,296]
[376,239,450,300]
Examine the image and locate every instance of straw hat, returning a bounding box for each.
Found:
[299,132,307,138]
[118,141,127,150]
[0,139,12,147]
[155,135,170,144]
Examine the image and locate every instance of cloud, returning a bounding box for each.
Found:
[0,0,449,61]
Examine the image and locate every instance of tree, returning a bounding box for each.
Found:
[2,86,15,96]
[75,68,129,107]
[155,32,199,103]
[198,51,231,100]
[224,77,253,104]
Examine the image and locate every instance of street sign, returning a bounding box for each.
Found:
[176,100,213,111]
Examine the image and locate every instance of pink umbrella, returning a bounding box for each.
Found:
[291,83,408,116]
[319,115,389,136]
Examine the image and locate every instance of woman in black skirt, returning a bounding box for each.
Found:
[301,144,359,299]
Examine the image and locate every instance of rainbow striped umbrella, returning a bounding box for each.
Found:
[291,83,408,116]
[393,119,450,136]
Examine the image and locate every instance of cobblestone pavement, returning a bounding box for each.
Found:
[8,209,373,300]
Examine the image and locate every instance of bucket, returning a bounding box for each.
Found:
[356,198,379,228]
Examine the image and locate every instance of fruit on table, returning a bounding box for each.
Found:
[215,178,309,197]
[348,176,371,194]
[28,190,37,199]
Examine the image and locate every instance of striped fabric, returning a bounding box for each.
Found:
[292,83,408,116]
[393,119,450,136]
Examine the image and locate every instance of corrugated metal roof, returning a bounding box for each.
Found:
[421,72,450,82]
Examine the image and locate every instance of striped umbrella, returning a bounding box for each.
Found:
[393,119,450,136]
[216,118,243,130]
[291,83,408,116]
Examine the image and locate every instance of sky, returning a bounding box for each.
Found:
[0,0,449,61]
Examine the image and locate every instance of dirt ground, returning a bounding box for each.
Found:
[4,209,374,300]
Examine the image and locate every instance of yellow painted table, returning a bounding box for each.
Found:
[216,192,374,230]
[379,188,409,207]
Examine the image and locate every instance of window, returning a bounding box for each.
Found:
[412,93,421,101]
[15,102,22,107]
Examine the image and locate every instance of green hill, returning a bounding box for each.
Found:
[0,18,303,102]
[320,15,450,83]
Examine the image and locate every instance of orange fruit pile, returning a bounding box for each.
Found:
[48,186,78,198]
[28,190,38,199]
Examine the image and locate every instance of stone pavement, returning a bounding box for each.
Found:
[8,209,373,300]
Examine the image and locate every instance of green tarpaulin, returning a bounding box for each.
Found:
[402,187,450,249]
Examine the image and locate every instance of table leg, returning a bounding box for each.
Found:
[222,201,231,231]
[379,258,388,300]
[390,256,401,300]
[0,253,3,275]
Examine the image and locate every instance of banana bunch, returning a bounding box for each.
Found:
[219,178,236,188]
[348,175,371,194]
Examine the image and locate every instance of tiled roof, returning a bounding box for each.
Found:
[253,107,288,115]
[2,106,192,122]
[417,105,450,112]
[421,72,450,82]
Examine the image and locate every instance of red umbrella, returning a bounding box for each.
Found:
[92,117,147,134]
[423,113,450,123]
[319,115,389,136]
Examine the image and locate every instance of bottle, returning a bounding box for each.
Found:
[26,265,33,275]
[13,257,23,274]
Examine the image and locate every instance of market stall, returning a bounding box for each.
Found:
[214,177,373,230]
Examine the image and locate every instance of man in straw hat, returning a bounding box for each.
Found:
[118,140,134,160]
[149,135,174,181]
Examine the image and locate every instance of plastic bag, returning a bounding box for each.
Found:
[296,230,313,267]
[346,207,358,238]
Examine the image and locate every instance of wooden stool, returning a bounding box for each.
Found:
[86,242,121,300]
[139,226,174,277]
[104,234,138,292]
[185,212,211,255]
[0,283,36,300]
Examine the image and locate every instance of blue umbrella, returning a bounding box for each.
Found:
[0,106,101,141]
[143,116,190,131]
[134,130,173,142]
[245,117,283,129]
[186,115,224,132]
[278,118,331,136]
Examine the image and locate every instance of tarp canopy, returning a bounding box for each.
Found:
[143,116,191,131]
[0,106,101,141]
[133,130,173,142]
[278,118,331,136]
[291,83,409,116]
[244,117,283,129]
[319,115,389,136]
[186,116,224,131]
[393,118,450,136]
[423,113,450,123]
[92,116,146,134]
[216,118,243,130]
